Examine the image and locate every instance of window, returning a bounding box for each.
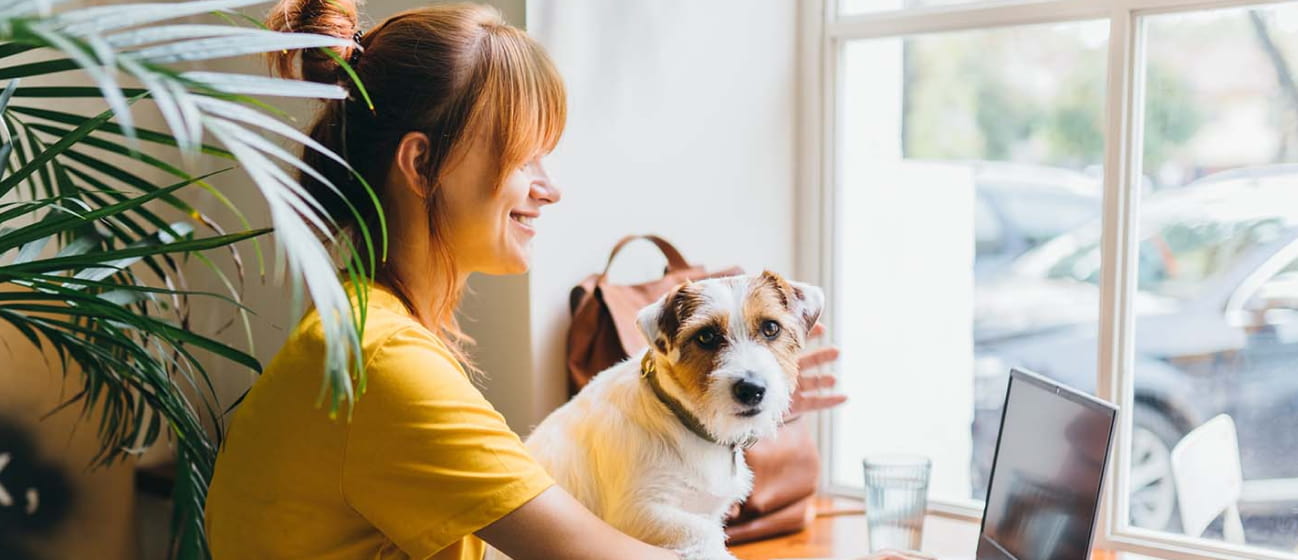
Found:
[1130,4,1298,551]
[810,1,1298,558]
[831,20,1106,508]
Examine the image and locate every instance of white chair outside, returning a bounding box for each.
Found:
[1169,414,1246,545]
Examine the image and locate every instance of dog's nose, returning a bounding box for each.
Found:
[732,378,766,407]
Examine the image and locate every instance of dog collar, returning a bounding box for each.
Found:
[640,351,758,451]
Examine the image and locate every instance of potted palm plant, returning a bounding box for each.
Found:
[0,0,377,556]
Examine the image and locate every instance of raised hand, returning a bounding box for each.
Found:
[789,323,848,419]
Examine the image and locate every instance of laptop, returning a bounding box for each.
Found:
[974,367,1118,560]
[778,368,1118,560]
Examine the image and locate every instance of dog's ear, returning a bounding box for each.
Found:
[637,282,688,354]
[757,270,824,335]
[788,280,825,334]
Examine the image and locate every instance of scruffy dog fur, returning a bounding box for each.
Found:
[523,271,824,559]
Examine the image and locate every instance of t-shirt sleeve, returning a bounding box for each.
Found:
[341,326,554,558]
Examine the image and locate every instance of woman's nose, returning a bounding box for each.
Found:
[531,162,562,204]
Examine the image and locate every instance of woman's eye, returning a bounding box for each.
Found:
[761,320,781,339]
[694,329,719,349]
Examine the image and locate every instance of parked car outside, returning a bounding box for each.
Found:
[972,170,1298,550]
[972,161,1100,278]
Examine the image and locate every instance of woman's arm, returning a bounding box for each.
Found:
[476,486,681,560]
[477,485,937,560]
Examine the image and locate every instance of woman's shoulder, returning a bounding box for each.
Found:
[284,283,464,379]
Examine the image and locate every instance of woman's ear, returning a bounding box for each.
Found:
[393,131,432,198]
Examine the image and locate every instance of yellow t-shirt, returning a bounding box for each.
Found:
[206,283,553,559]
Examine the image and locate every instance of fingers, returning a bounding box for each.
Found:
[794,393,848,413]
[809,322,827,339]
[789,390,849,417]
[797,346,840,370]
[793,328,846,416]
[724,503,740,521]
[791,373,846,416]
[797,373,838,392]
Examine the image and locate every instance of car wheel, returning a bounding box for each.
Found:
[1128,404,1183,532]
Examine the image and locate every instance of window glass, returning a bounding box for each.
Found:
[835,21,1107,508]
[1125,3,1298,550]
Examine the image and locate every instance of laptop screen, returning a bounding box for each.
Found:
[977,369,1118,560]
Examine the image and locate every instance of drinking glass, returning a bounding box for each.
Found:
[863,455,931,553]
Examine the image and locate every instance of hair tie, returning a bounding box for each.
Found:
[348,29,365,66]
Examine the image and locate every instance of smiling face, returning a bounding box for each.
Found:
[439,133,561,276]
[636,271,825,444]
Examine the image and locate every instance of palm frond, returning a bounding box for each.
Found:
[0,0,388,558]
[3,0,379,407]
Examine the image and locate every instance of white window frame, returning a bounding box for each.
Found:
[797,1,1298,559]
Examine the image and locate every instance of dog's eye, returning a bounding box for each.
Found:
[694,329,720,349]
[760,320,782,339]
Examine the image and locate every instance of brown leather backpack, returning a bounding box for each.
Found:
[566,235,820,543]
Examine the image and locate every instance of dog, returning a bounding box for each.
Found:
[523,271,824,559]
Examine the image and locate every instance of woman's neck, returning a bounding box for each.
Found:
[383,253,467,333]
[379,174,470,333]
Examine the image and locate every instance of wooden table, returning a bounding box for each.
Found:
[729,497,1123,560]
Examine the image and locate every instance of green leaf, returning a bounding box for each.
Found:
[0,100,131,197]
[104,24,263,49]
[19,22,135,139]
[50,0,269,35]
[3,114,46,199]
[0,143,11,183]
[15,116,58,200]
[12,86,149,97]
[70,222,195,283]
[181,71,347,99]
[0,77,18,113]
[0,57,79,80]
[23,273,252,310]
[134,32,349,65]
[0,42,38,59]
[7,125,246,267]
[320,46,373,111]
[0,228,266,277]
[0,299,260,371]
[0,162,201,251]
[9,105,232,157]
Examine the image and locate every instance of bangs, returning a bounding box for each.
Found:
[473,25,567,185]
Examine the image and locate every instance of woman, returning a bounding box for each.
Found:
[205,2,928,559]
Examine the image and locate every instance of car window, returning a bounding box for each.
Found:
[1037,216,1287,299]
[1240,249,1298,312]
[1149,218,1287,297]
[995,189,1098,245]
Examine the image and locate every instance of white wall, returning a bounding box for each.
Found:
[829,38,973,499]
[469,0,800,431]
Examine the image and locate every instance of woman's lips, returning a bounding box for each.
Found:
[509,212,537,236]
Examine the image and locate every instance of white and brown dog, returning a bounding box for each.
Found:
[525,271,824,560]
